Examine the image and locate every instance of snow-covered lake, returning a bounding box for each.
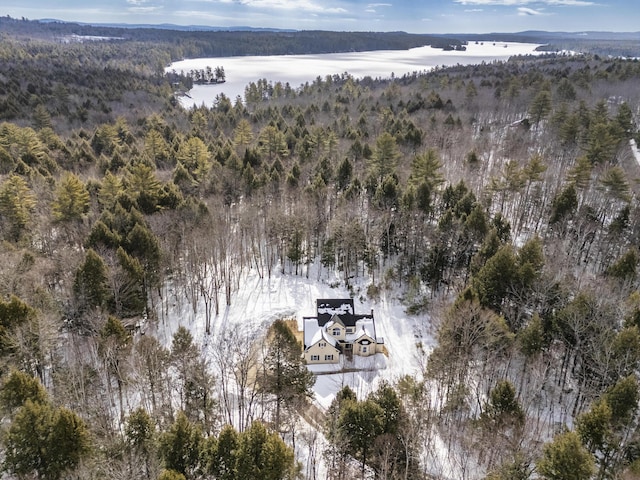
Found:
[167,41,543,108]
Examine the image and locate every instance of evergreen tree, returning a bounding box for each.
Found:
[0,369,47,413]
[233,119,254,149]
[177,136,212,181]
[126,162,163,214]
[261,319,314,431]
[205,424,238,480]
[98,170,124,210]
[473,245,519,313]
[549,184,578,225]
[125,407,157,479]
[536,431,595,480]
[338,398,385,475]
[529,89,552,125]
[73,248,110,311]
[0,174,37,241]
[480,379,525,431]
[32,104,52,130]
[144,129,171,166]
[0,295,37,358]
[606,247,638,284]
[408,148,443,190]
[370,132,400,184]
[52,172,90,222]
[158,470,186,480]
[159,411,203,479]
[3,400,91,480]
[235,421,297,480]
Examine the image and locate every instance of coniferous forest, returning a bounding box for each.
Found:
[1,15,640,480]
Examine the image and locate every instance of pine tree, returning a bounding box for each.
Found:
[370,132,399,184]
[536,430,595,480]
[98,171,124,210]
[338,399,385,475]
[233,119,254,149]
[529,89,552,125]
[235,421,297,480]
[408,148,444,191]
[0,295,37,358]
[0,174,37,241]
[74,248,110,311]
[177,136,212,181]
[144,129,170,166]
[125,407,157,478]
[52,172,90,222]
[261,319,314,432]
[205,424,238,480]
[0,369,47,413]
[3,400,91,480]
[159,411,203,478]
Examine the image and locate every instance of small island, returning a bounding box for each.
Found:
[187,65,226,84]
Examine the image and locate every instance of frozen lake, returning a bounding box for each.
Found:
[167,41,543,108]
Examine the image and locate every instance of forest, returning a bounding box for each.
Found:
[1,16,640,480]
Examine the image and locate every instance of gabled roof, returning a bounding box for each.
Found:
[325,314,346,330]
[345,317,376,343]
[316,299,356,326]
[304,317,339,350]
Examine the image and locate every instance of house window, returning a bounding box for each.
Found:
[332,328,341,336]
[319,342,326,347]
[362,346,367,353]
[310,355,319,361]
[324,354,334,361]
[346,327,354,333]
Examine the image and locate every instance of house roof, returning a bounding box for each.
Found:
[325,314,345,330]
[316,299,356,326]
[345,317,376,343]
[304,299,381,352]
[304,317,338,350]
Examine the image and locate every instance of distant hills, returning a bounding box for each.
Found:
[38,19,297,33]
[4,15,639,58]
[32,18,640,39]
[445,30,640,42]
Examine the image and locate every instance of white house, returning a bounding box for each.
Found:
[303,299,384,364]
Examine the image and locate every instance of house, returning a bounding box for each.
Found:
[303,299,384,365]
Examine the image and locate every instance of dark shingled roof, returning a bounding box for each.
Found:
[313,298,374,327]
[316,299,355,326]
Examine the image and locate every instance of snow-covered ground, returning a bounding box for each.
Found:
[167,41,544,108]
[148,266,434,409]
[146,265,447,477]
[631,138,640,166]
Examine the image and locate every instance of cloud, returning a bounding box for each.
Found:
[518,6,544,14]
[464,8,484,11]
[126,0,163,12]
[454,0,594,5]
[128,6,162,12]
[234,0,348,14]
[367,3,392,7]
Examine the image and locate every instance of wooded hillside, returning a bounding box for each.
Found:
[1,19,640,479]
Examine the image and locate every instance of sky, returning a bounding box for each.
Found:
[3,0,638,34]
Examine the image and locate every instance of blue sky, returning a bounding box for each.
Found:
[3,0,637,33]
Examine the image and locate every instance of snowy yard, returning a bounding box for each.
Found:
[149,266,434,409]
